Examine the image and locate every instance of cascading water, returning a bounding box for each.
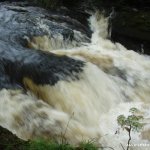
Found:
[0,2,150,150]
[27,12,150,149]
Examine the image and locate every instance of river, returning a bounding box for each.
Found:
[0,2,150,150]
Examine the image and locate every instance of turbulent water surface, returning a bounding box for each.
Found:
[0,2,150,150]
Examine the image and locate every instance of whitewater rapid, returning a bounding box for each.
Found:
[0,8,150,150]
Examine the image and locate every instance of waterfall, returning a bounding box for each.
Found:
[0,3,150,149]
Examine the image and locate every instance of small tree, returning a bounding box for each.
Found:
[117,108,144,150]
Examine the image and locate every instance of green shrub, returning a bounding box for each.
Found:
[27,139,99,150]
[28,139,73,150]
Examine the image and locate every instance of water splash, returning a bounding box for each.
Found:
[27,16,89,51]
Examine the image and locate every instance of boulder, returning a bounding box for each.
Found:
[0,126,28,150]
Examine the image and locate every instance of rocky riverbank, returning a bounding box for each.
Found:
[1,0,149,54]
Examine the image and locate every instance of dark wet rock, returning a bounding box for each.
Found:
[0,2,90,47]
[0,126,28,150]
[111,9,150,54]
[0,40,85,89]
[84,0,150,54]
[0,2,87,90]
[86,0,150,10]
[82,0,150,54]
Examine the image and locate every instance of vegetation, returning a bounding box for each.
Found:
[0,126,99,150]
[2,139,99,150]
[28,139,99,150]
[117,107,144,150]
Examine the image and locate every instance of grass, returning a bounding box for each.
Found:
[28,139,74,150]
[28,139,99,150]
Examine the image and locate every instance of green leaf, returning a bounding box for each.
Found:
[117,115,126,127]
[129,107,139,114]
